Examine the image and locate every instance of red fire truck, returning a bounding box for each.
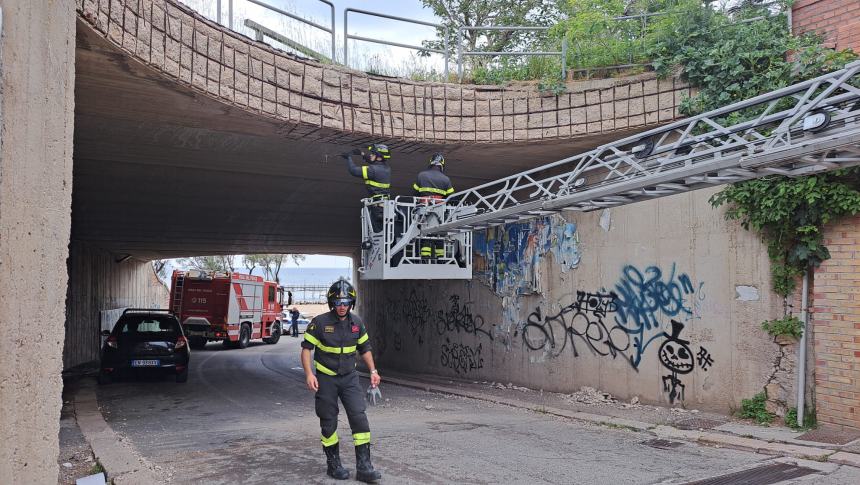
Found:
[169,269,290,350]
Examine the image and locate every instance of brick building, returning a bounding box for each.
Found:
[792,0,860,52]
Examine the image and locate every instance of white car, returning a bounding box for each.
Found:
[281,313,311,334]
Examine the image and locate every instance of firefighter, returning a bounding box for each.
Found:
[413,152,454,262]
[343,144,391,234]
[301,279,383,483]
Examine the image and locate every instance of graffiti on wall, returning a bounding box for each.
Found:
[440,338,484,375]
[520,290,630,361]
[658,320,713,403]
[371,288,491,359]
[473,216,581,297]
[435,295,493,341]
[519,263,710,403]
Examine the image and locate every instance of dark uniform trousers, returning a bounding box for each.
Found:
[413,168,454,261]
[316,371,370,445]
[302,311,373,447]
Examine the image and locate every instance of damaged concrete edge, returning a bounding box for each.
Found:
[371,373,860,469]
[73,379,161,484]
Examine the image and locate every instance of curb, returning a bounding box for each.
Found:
[74,379,162,484]
[372,373,860,468]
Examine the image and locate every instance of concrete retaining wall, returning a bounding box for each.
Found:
[64,241,170,369]
[0,0,76,481]
[76,0,690,148]
[359,188,789,414]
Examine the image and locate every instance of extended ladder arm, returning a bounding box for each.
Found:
[421,61,860,236]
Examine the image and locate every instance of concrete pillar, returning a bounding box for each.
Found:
[0,0,76,482]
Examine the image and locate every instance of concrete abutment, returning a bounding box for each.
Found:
[0,0,76,482]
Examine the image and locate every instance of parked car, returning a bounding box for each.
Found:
[99,309,190,384]
[281,312,311,334]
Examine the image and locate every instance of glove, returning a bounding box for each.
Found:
[367,385,382,405]
[352,148,363,155]
[340,151,351,159]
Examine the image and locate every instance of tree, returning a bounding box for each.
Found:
[246,254,306,284]
[242,255,264,275]
[178,255,236,272]
[420,0,561,71]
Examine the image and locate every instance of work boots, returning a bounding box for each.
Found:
[355,443,382,483]
[323,443,349,480]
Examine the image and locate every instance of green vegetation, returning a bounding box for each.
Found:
[88,461,105,476]
[711,170,860,297]
[760,315,804,339]
[785,406,817,430]
[737,392,775,425]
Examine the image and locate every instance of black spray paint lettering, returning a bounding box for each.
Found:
[440,338,484,375]
[520,291,633,364]
[435,295,493,340]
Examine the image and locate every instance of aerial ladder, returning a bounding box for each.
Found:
[358,61,860,280]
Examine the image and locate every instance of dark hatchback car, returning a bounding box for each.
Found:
[99,309,190,384]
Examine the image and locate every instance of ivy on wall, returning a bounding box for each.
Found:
[646,1,860,296]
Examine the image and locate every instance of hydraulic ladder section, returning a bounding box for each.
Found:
[359,61,860,280]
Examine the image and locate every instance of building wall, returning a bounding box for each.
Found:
[64,241,170,369]
[812,214,860,429]
[358,188,788,413]
[792,0,860,53]
[0,0,76,482]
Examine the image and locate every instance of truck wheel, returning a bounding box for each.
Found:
[189,337,207,350]
[263,323,281,345]
[237,323,251,349]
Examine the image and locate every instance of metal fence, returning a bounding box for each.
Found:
[456,26,566,81]
[343,8,449,79]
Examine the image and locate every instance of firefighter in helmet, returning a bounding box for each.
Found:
[301,279,382,483]
[343,144,391,234]
[413,152,454,261]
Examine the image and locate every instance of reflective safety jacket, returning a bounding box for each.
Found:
[301,310,372,376]
[413,167,454,197]
[344,154,391,200]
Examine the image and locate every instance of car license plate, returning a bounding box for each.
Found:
[131,359,160,367]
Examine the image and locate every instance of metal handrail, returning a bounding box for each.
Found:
[344,8,449,79]
[245,19,331,62]
[216,0,335,62]
[456,26,566,82]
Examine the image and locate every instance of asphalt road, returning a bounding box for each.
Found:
[96,337,860,484]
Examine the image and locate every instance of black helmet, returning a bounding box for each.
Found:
[366,143,391,162]
[429,152,445,170]
[327,278,356,310]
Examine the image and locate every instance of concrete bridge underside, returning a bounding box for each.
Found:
[74,0,691,259]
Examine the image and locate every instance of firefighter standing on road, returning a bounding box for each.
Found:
[301,279,383,483]
[413,152,454,261]
[343,144,391,234]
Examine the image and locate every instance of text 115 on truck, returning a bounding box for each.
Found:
[169,269,291,350]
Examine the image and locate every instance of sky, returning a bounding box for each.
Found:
[180,0,447,75]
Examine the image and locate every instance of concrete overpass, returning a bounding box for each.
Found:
[73,0,689,259]
[2,0,693,481]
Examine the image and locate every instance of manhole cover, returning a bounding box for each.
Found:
[674,417,726,430]
[796,428,860,445]
[642,438,684,450]
[683,462,818,485]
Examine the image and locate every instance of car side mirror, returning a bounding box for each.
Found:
[101,330,111,337]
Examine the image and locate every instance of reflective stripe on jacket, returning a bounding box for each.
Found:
[413,167,453,197]
[300,311,371,376]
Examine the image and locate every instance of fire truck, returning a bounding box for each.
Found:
[169,269,290,350]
